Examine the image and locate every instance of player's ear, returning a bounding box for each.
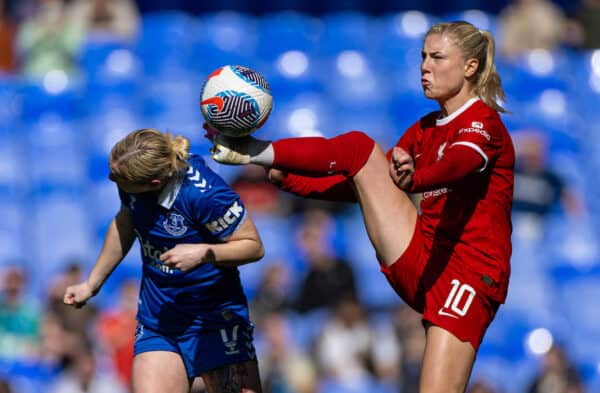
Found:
[464,58,479,78]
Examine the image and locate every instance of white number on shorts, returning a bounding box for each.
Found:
[443,279,476,316]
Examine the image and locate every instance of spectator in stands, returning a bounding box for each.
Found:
[259,311,317,393]
[47,261,97,336]
[565,0,600,49]
[292,208,357,313]
[68,0,140,42]
[97,278,138,387]
[512,131,583,241]
[498,0,567,57]
[0,266,40,361]
[0,0,15,73]
[0,379,12,393]
[231,165,293,216]
[527,344,584,393]
[15,0,84,78]
[49,335,127,393]
[315,297,377,384]
[392,303,425,392]
[251,262,291,323]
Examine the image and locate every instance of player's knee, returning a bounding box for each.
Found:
[333,131,376,176]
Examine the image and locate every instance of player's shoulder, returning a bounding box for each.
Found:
[462,100,508,133]
[187,153,208,169]
[470,100,504,124]
[411,110,440,131]
[180,154,233,198]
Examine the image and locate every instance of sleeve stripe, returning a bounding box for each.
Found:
[451,141,488,172]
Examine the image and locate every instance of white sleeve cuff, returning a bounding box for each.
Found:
[451,141,488,172]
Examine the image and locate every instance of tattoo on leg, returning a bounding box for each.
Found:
[203,362,260,393]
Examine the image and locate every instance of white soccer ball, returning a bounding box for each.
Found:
[200,65,273,137]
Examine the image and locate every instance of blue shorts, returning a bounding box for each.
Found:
[133,322,257,378]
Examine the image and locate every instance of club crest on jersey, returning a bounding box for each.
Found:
[163,213,188,236]
[437,142,447,161]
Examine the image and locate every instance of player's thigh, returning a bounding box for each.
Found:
[420,325,476,393]
[201,360,262,393]
[352,142,418,265]
[132,351,190,393]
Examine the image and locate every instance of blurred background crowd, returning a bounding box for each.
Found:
[0,0,599,392]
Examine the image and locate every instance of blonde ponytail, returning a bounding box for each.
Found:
[110,128,190,184]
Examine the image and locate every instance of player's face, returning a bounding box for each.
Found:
[420,33,473,102]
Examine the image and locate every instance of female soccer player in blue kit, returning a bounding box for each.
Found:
[64,128,264,393]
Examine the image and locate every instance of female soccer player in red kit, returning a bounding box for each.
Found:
[209,21,514,392]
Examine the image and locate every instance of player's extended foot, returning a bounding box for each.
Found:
[204,122,273,165]
[208,134,271,165]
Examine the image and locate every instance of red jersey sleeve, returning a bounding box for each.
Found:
[411,111,505,192]
[410,145,484,192]
[449,113,505,173]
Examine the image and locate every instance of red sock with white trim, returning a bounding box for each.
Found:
[272,131,375,177]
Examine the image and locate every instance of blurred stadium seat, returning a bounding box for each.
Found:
[318,12,379,58]
[135,11,199,76]
[192,11,258,75]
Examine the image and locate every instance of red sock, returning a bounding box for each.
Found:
[272,131,375,177]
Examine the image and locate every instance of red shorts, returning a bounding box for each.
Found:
[380,218,500,351]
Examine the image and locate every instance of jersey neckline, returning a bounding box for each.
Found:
[436,97,480,126]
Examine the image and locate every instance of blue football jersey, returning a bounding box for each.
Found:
[118,155,251,335]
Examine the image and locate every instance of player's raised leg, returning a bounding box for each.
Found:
[132,351,191,393]
[201,360,262,393]
[211,130,418,265]
[350,141,418,265]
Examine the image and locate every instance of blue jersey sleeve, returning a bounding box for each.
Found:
[185,157,247,241]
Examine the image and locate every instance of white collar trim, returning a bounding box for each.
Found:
[436,97,480,126]
[158,171,184,209]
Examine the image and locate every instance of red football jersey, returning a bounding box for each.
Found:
[394,98,515,302]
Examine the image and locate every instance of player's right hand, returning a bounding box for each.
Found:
[267,168,287,187]
[389,147,415,190]
[63,281,95,308]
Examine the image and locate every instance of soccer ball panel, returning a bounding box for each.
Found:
[200,65,273,137]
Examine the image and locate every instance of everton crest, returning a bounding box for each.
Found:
[163,213,188,236]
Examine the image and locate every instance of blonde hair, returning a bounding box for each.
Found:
[426,21,506,113]
[109,128,190,184]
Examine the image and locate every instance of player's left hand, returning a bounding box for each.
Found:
[160,244,216,272]
[389,147,414,190]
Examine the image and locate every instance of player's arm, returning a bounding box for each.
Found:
[393,119,502,192]
[160,217,264,271]
[398,144,485,192]
[64,206,136,307]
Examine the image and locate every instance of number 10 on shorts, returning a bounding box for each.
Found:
[441,279,476,317]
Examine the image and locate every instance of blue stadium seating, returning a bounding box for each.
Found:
[192,12,258,75]
[256,12,321,62]
[376,11,439,72]
[443,9,498,36]
[135,11,199,76]
[318,12,379,58]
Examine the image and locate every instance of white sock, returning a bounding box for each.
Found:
[248,141,274,166]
